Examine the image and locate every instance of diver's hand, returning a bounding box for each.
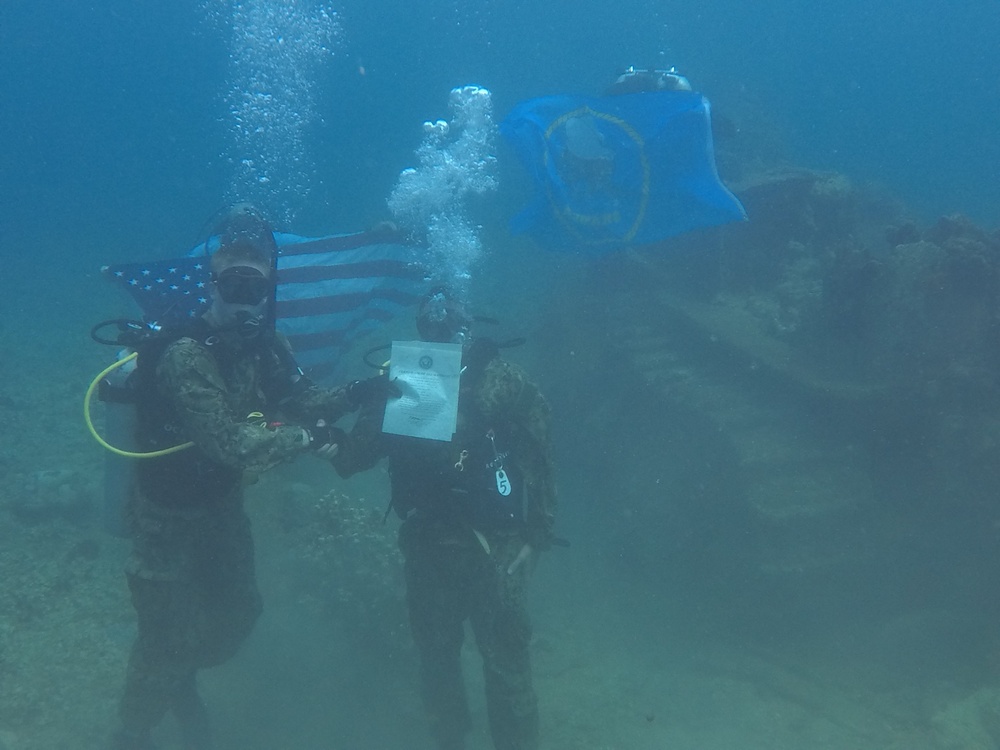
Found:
[306,420,343,459]
[314,441,339,460]
[507,543,535,576]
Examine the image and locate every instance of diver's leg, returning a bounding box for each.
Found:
[401,521,473,750]
[170,672,212,750]
[470,539,538,750]
[172,501,262,749]
[197,502,263,667]
[118,574,200,747]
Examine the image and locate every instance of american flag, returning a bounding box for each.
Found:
[103,227,428,380]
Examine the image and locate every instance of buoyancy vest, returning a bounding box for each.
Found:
[386,341,525,529]
[132,320,302,507]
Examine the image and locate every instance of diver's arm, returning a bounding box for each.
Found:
[158,338,310,473]
[480,359,558,551]
[285,380,355,424]
[261,333,356,424]
[519,387,558,552]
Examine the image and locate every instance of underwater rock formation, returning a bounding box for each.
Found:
[550,168,1000,618]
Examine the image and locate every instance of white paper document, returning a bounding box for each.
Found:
[382,340,462,441]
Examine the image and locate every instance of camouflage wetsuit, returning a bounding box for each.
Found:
[119,324,353,743]
[333,343,557,750]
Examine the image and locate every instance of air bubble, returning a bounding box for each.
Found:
[215,0,342,222]
[388,85,498,299]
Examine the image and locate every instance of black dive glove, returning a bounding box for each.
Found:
[347,375,401,408]
[307,420,346,450]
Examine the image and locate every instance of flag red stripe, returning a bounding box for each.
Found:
[277,259,422,284]
[284,309,395,351]
[279,228,414,257]
[277,288,421,319]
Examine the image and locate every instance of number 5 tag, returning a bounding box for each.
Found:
[495,469,511,496]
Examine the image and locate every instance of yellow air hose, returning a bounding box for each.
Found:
[83,351,194,458]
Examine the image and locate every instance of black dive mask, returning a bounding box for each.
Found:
[417,291,471,344]
[214,265,272,306]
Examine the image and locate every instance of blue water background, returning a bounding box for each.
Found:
[2,0,998,262]
[2,1,1000,746]
[3,0,997,370]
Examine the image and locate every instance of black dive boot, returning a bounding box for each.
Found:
[171,677,213,750]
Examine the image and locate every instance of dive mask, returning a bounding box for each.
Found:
[214,265,272,306]
[417,291,471,344]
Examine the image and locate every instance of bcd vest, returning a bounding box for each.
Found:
[386,370,525,530]
[133,321,297,507]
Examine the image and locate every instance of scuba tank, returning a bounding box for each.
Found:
[85,320,195,537]
[99,349,138,538]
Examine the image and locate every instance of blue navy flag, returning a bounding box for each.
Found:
[500,90,746,251]
[103,227,427,380]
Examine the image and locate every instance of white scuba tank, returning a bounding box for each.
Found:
[100,349,138,537]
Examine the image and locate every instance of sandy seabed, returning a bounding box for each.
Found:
[1,318,998,750]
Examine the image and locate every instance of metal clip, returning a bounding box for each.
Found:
[454,449,469,472]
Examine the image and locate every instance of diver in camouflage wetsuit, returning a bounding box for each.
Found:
[332,289,558,750]
[111,209,379,750]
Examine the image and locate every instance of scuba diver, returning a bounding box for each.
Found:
[332,288,559,750]
[105,206,389,750]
